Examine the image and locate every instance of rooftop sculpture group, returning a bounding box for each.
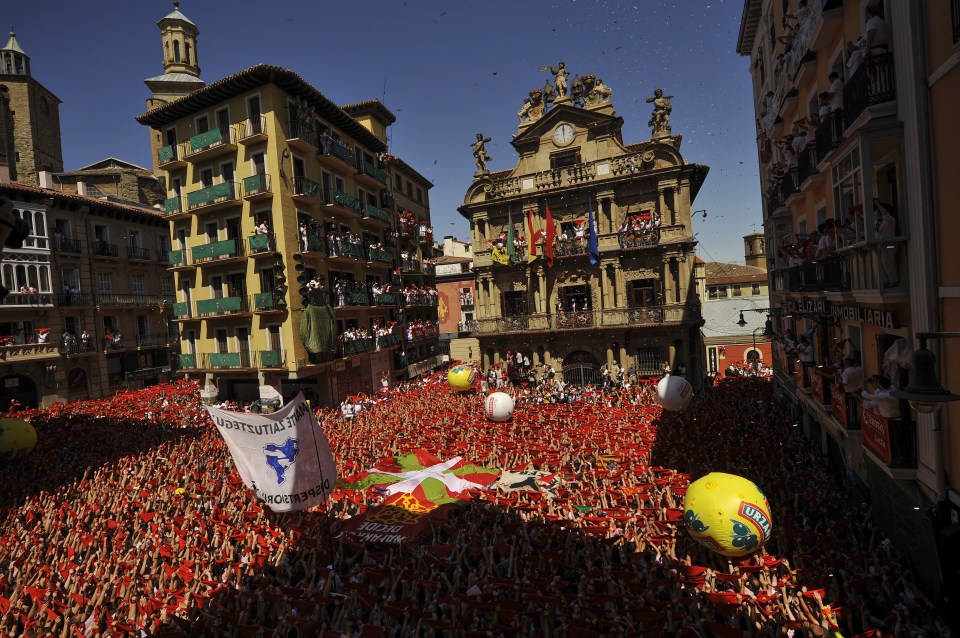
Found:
[472,63,676,177]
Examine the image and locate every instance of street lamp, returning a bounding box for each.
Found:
[893,332,960,414]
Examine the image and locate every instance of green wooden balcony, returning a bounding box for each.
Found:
[343,291,371,306]
[375,292,398,306]
[253,291,285,312]
[164,197,184,216]
[259,350,284,368]
[168,249,186,267]
[242,173,271,198]
[179,353,196,369]
[172,301,191,318]
[363,204,390,224]
[325,141,356,166]
[368,246,393,264]
[384,234,397,248]
[342,338,375,356]
[187,182,237,210]
[293,176,322,200]
[378,334,402,349]
[191,239,242,263]
[186,126,235,158]
[195,296,247,317]
[328,187,361,212]
[204,352,249,368]
[334,240,364,261]
[158,143,184,166]
[360,161,387,185]
[248,233,274,254]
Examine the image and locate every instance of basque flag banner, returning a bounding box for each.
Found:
[206,394,337,512]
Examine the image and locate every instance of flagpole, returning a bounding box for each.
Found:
[304,394,337,561]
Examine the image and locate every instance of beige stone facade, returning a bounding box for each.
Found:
[460,76,708,384]
[0,183,175,409]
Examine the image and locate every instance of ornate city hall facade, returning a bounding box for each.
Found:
[460,68,708,386]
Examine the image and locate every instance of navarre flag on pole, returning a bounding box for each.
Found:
[206,394,337,512]
[527,208,541,263]
[506,209,516,264]
[544,203,557,267]
[588,199,600,266]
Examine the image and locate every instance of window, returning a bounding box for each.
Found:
[61,268,80,292]
[215,108,230,132]
[196,115,209,134]
[395,174,403,190]
[185,41,191,65]
[251,152,266,175]
[98,273,112,295]
[752,282,761,295]
[215,328,228,354]
[158,234,170,256]
[267,325,281,351]
[832,148,862,243]
[161,277,174,296]
[406,180,413,196]
[502,291,526,317]
[200,168,214,187]
[131,275,145,296]
[416,187,423,203]
[220,162,234,182]
[550,149,581,170]
[173,40,181,63]
[629,279,658,307]
[733,284,742,297]
[94,224,109,242]
[635,347,664,375]
[137,316,149,338]
[211,275,224,299]
[559,285,591,311]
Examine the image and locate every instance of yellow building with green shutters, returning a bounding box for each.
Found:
[137,8,437,405]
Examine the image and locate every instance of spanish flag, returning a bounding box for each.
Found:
[527,208,541,264]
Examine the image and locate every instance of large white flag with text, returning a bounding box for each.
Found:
[206,394,337,512]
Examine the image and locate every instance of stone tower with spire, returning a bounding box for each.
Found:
[143,2,205,173]
[0,29,64,183]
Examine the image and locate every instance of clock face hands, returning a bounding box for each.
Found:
[554,124,574,145]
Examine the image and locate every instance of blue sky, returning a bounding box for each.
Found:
[7,0,762,264]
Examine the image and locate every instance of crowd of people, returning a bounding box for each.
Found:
[0,369,950,637]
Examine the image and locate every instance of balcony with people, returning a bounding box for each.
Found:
[774,224,850,294]
[618,211,661,251]
[191,238,245,265]
[405,320,440,343]
[316,131,356,169]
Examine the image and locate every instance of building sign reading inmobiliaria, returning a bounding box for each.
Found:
[206,394,337,512]
[784,299,900,330]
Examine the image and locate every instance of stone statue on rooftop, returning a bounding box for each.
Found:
[646,88,674,138]
[540,62,569,97]
[472,133,492,175]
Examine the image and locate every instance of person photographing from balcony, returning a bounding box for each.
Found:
[862,375,899,419]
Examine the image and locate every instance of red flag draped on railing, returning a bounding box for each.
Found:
[544,203,557,267]
[527,208,541,264]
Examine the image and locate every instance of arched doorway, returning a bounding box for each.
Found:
[561,350,602,387]
[0,374,38,412]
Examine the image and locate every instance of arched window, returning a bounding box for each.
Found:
[185,42,191,65]
[746,349,761,362]
[173,40,181,63]
[14,265,26,290]
[2,265,13,290]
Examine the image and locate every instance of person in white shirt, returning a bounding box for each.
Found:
[798,335,815,385]
[874,199,898,287]
[839,357,864,427]
[827,72,844,112]
[864,6,888,57]
[814,221,837,260]
[862,376,900,419]
[846,39,865,77]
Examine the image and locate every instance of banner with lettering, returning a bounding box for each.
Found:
[206,394,337,512]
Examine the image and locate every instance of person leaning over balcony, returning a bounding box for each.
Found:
[814,220,838,260]
[846,38,866,77]
[862,376,899,418]
[863,5,889,60]
[827,72,844,112]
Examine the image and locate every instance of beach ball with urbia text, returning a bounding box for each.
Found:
[656,375,693,411]
[0,418,38,463]
[683,472,772,557]
[447,365,476,392]
[485,392,515,422]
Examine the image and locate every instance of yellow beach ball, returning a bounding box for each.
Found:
[0,418,37,463]
[447,365,476,392]
[682,472,772,557]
